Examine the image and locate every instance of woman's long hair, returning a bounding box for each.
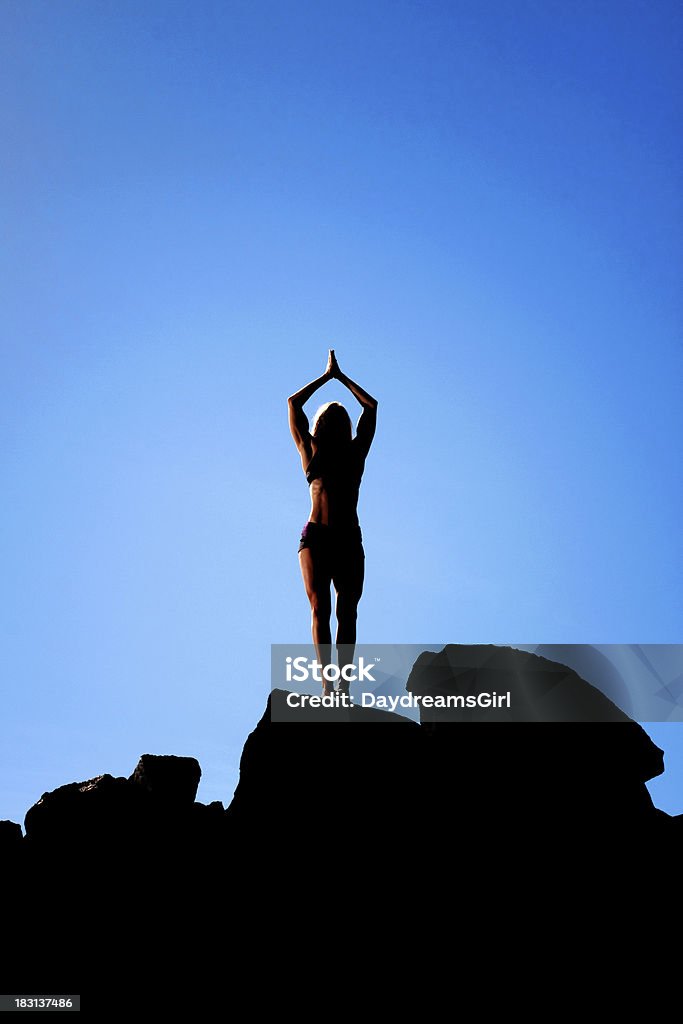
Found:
[311,402,353,453]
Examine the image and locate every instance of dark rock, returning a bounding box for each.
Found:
[23,773,146,847]
[4,643,682,1005]
[228,647,674,878]
[190,800,229,845]
[0,820,23,844]
[129,754,201,805]
[23,761,222,863]
[17,647,677,870]
[227,688,424,858]
[403,645,666,848]
[405,643,664,787]
[406,643,649,724]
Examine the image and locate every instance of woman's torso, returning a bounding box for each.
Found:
[304,440,365,527]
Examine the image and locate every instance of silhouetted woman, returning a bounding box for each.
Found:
[288,350,378,696]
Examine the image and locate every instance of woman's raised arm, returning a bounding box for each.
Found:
[287,357,332,452]
[331,351,378,456]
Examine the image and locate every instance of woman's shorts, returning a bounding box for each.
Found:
[298,521,365,591]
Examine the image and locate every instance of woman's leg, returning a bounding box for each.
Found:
[299,547,334,694]
[333,544,365,694]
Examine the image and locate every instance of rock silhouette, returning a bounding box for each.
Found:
[406,643,647,722]
[0,819,23,846]
[4,645,681,1001]
[129,753,202,805]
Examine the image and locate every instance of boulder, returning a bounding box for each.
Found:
[129,754,201,805]
[0,820,23,845]
[24,773,144,846]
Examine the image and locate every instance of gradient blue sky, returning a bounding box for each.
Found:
[2,1,681,822]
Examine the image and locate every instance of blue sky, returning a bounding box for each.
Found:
[1,0,681,822]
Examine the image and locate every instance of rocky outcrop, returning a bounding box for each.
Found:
[24,773,144,847]
[23,757,222,853]
[12,646,677,861]
[3,644,681,1002]
[404,643,665,837]
[129,754,202,805]
[0,820,23,846]
[406,643,643,722]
